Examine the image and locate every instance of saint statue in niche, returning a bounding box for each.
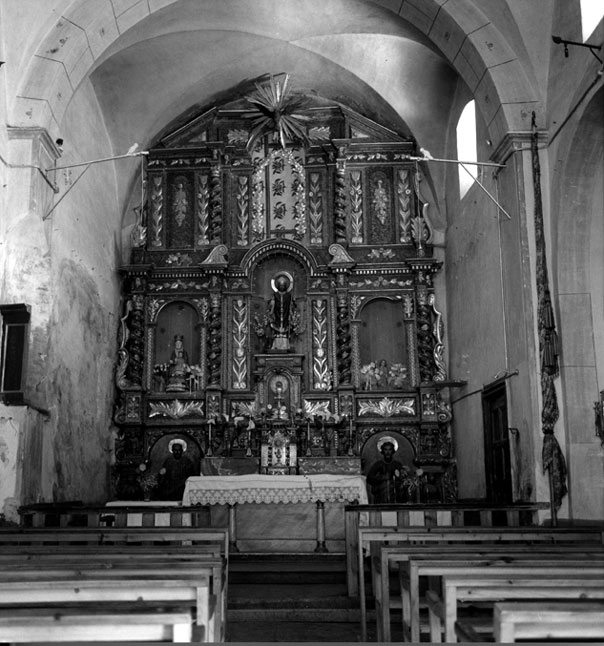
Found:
[166,334,189,392]
[267,271,299,352]
[372,179,388,225]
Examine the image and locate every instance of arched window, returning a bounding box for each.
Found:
[456,100,477,199]
[580,0,604,41]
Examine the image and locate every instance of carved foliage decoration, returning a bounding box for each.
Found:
[349,170,363,244]
[312,299,331,390]
[416,290,434,383]
[196,173,210,245]
[358,397,416,417]
[149,399,205,419]
[397,168,412,243]
[232,299,249,390]
[308,172,323,245]
[236,175,250,246]
[150,174,164,247]
[304,400,332,418]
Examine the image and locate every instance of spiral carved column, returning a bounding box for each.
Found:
[210,164,223,244]
[207,292,222,386]
[415,288,434,384]
[336,292,352,385]
[334,155,347,244]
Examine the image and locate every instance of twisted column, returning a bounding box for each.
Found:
[207,293,222,386]
[336,293,352,385]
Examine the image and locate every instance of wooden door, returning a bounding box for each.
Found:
[482,383,512,504]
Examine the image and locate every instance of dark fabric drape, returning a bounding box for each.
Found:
[532,112,568,510]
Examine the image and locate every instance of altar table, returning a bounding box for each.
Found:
[182,474,368,552]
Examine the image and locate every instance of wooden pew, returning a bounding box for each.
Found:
[0,607,194,643]
[0,527,229,641]
[18,502,211,528]
[0,576,211,641]
[358,525,603,641]
[345,502,548,597]
[427,571,604,643]
[493,600,604,642]
[398,555,604,643]
[0,526,229,555]
[373,543,604,642]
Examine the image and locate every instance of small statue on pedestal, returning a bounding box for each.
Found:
[166,335,189,392]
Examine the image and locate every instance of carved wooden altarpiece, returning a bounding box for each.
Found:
[113,95,456,502]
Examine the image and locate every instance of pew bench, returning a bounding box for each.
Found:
[344,502,549,597]
[0,553,227,641]
[0,526,230,555]
[0,607,194,643]
[426,571,604,643]
[399,556,604,643]
[358,525,603,641]
[373,543,604,642]
[0,576,212,642]
[493,600,604,642]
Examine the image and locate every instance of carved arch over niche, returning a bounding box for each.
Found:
[239,238,321,278]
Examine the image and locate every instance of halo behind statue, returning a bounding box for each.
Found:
[376,435,399,453]
[169,438,187,452]
[271,271,294,293]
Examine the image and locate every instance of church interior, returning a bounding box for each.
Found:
[0,0,603,642]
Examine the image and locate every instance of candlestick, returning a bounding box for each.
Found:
[207,419,214,457]
[306,420,311,456]
[348,417,354,457]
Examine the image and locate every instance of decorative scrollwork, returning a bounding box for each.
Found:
[429,293,447,382]
[149,399,205,419]
[303,400,332,418]
[358,397,416,417]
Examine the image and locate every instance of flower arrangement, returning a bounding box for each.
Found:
[153,363,169,377]
[388,363,408,388]
[360,362,383,390]
[137,462,160,500]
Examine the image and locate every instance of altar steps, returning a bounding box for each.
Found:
[226,554,392,642]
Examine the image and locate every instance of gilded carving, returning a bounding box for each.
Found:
[196,173,210,245]
[308,172,323,245]
[312,299,331,390]
[236,175,250,246]
[304,400,332,418]
[232,299,248,390]
[349,170,363,244]
[358,397,416,417]
[149,399,205,418]
[201,244,228,265]
[430,293,447,382]
[397,168,412,243]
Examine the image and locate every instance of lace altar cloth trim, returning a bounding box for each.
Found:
[182,474,368,506]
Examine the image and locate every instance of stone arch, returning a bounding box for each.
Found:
[13,0,538,146]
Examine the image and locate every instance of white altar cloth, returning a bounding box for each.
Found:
[182,474,368,507]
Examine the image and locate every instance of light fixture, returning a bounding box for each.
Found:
[552,35,603,63]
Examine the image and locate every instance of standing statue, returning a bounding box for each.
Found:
[166,334,189,392]
[366,437,407,503]
[267,271,298,351]
[158,439,198,500]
